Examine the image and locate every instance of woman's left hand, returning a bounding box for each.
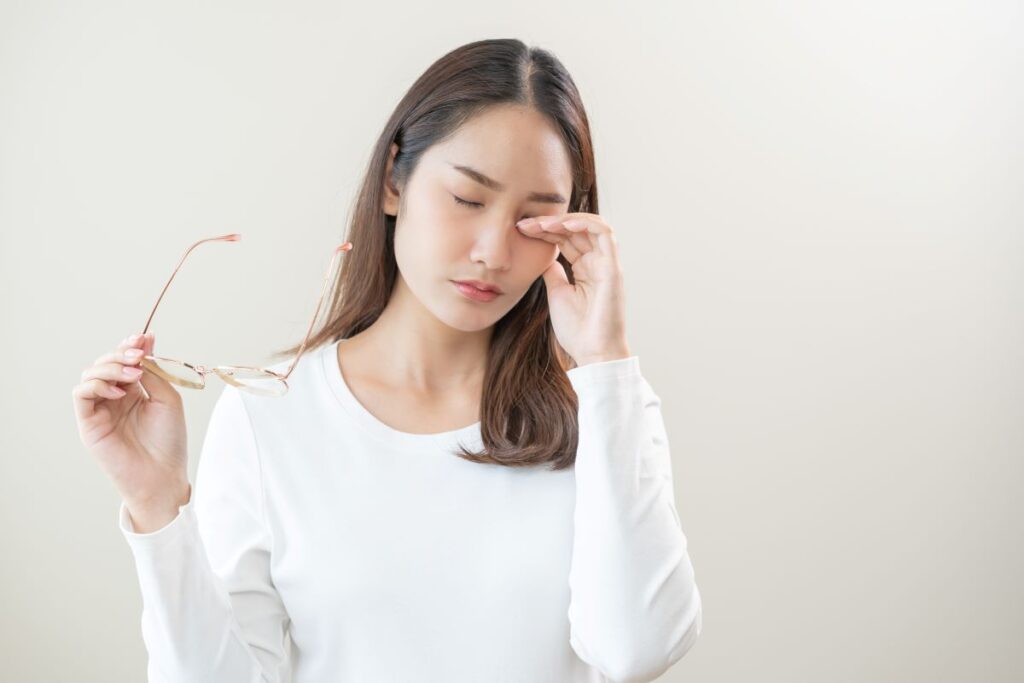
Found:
[516,212,632,367]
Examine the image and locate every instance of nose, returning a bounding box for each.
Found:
[468,221,515,272]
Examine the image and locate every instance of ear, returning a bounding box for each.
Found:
[382,142,401,217]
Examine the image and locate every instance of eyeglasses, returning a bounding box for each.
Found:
[136,233,353,397]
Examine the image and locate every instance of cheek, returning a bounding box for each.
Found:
[512,241,560,290]
[417,199,476,252]
[394,219,466,285]
[395,198,451,249]
[520,233,560,264]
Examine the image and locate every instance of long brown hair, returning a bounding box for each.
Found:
[271,38,599,470]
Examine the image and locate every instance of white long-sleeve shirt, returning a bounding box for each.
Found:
[118,338,702,683]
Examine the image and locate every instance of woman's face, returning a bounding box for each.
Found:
[385,104,573,332]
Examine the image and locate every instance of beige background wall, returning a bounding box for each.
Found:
[1,1,1019,681]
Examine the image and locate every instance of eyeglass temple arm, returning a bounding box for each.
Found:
[279,241,353,380]
[140,233,242,336]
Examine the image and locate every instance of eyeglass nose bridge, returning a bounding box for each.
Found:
[191,364,244,376]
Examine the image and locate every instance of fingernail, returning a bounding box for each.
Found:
[129,334,141,343]
[125,348,143,358]
[122,366,143,377]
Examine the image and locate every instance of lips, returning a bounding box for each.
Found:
[452,281,500,302]
[453,279,503,294]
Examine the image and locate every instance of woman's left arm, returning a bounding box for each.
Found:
[518,212,702,683]
[565,355,702,683]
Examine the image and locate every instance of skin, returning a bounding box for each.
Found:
[73,331,192,531]
[338,104,573,413]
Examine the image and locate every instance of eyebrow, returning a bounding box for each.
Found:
[446,162,568,205]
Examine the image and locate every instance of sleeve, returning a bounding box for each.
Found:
[118,384,292,683]
[565,355,703,683]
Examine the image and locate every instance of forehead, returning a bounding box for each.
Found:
[422,106,573,193]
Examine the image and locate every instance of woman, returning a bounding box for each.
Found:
[72,38,702,683]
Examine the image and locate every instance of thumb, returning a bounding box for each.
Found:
[138,332,181,404]
[540,258,571,293]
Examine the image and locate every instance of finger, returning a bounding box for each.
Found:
[540,257,572,294]
[539,212,611,236]
[558,217,613,252]
[516,219,560,243]
[537,225,583,262]
[93,333,145,366]
[517,220,588,261]
[555,240,581,263]
[126,332,148,350]
[72,377,126,421]
[559,219,621,264]
[81,361,145,387]
[77,334,146,417]
[535,217,597,255]
[93,345,148,370]
[121,332,147,351]
[88,377,128,398]
[136,332,182,405]
[563,217,619,259]
[113,332,154,400]
[545,221,594,255]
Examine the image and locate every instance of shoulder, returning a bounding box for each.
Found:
[232,340,336,427]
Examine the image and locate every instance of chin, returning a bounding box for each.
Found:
[435,307,501,332]
[432,291,510,332]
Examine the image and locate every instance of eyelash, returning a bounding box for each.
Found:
[452,195,483,209]
[452,194,536,222]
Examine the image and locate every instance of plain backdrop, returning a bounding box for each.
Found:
[1,1,1020,681]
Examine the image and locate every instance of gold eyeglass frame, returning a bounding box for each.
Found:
[136,233,353,397]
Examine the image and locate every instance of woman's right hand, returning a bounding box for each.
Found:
[72,333,191,527]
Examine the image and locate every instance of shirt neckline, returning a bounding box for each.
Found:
[320,337,484,454]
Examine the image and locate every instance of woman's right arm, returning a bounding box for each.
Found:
[74,334,291,682]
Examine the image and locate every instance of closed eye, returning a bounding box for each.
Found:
[452,194,539,223]
[452,194,483,209]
